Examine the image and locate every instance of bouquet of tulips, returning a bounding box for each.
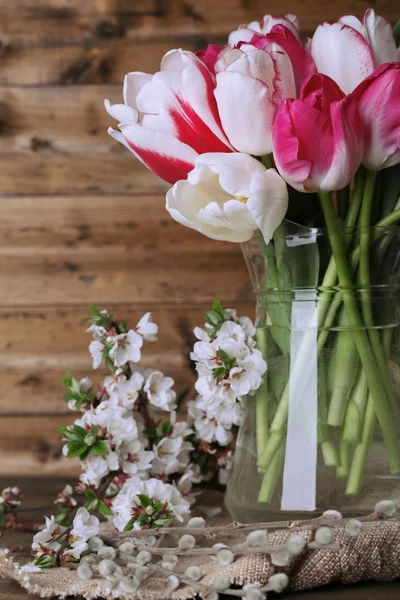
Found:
[105,10,400,509]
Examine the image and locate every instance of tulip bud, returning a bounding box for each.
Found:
[352,63,400,170]
[273,74,364,192]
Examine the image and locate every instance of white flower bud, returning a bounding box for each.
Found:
[271,548,291,566]
[315,527,333,546]
[212,574,231,591]
[187,517,206,528]
[162,553,179,566]
[98,559,118,577]
[166,574,180,591]
[244,584,265,600]
[345,519,363,537]
[287,534,307,555]
[145,505,155,516]
[119,541,135,556]
[119,576,139,593]
[322,509,342,520]
[135,566,150,582]
[184,566,202,581]
[81,555,97,565]
[142,535,157,547]
[98,546,117,560]
[77,563,93,580]
[88,536,104,552]
[246,530,268,547]
[215,549,234,566]
[178,534,196,551]
[375,500,397,519]
[267,573,289,593]
[136,550,152,566]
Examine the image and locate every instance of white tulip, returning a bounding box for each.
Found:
[166,153,288,244]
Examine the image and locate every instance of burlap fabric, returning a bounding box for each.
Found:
[1,517,400,599]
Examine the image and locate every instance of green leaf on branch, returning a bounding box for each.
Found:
[123,519,134,532]
[55,513,69,526]
[153,517,172,527]
[98,501,114,516]
[67,441,89,458]
[84,433,97,447]
[72,425,88,440]
[0,513,8,529]
[212,299,225,321]
[204,310,221,327]
[137,493,152,509]
[35,555,56,569]
[84,499,99,512]
[84,490,97,500]
[213,367,227,379]
[92,440,109,456]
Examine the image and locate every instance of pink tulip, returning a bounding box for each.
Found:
[105,50,233,185]
[311,9,398,94]
[250,26,316,93]
[352,63,400,170]
[229,13,300,45]
[229,13,315,92]
[195,44,223,74]
[214,43,296,156]
[273,74,364,192]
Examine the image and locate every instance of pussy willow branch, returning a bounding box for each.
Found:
[105,511,394,541]
[122,540,340,557]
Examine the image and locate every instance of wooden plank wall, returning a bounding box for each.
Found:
[0,0,397,476]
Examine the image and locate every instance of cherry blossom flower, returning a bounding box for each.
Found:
[144,370,177,412]
[109,330,143,366]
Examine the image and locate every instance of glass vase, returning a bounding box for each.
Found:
[225,222,400,523]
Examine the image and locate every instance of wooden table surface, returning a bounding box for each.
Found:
[0,478,399,600]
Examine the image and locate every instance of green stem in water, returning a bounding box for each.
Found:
[358,171,396,412]
[319,191,400,474]
[342,370,368,444]
[345,397,376,496]
[257,201,400,475]
[255,328,269,463]
[318,357,339,466]
[258,437,285,503]
[336,435,350,479]
[327,307,359,427]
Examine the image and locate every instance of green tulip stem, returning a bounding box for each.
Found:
[319,190,400,474]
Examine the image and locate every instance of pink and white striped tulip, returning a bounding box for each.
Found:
[214,43,296,155]
[166,153,289,243]
[105,50,233,185]
[273,74,364,192]
[229,13,315,92]
[310,9,398,94]
[229,13,300,45]
[352,63,400,171]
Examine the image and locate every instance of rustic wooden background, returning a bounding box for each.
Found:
[0,0,398,477]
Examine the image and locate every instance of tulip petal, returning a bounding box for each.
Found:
[353,63,400,170]
[195,152,265,196]
[247,170,288,243]
[215,71,276,155]
[137,50,233,154]
[362,9,398,65]
[104,99,138,124]
[320,96,364,190]
[311,22,374,93]
[111,124,197,184]
[123,72,153,109]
